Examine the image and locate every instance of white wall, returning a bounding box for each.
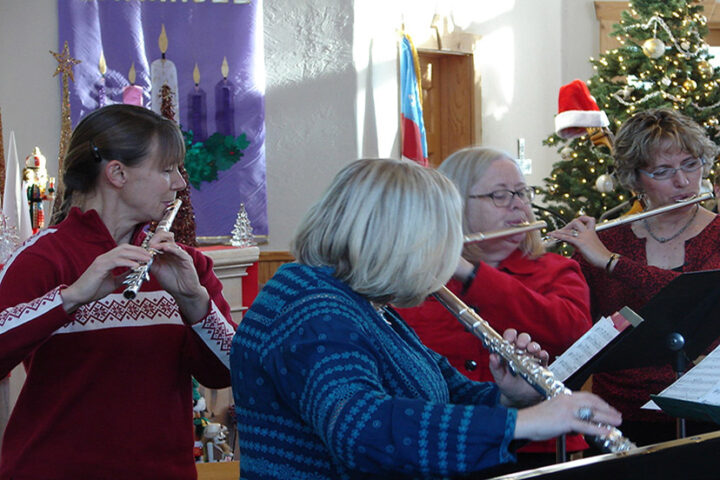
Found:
[0,0,60,185]
[0,0,606,252]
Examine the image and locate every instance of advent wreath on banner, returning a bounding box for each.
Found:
[58,0,267,242]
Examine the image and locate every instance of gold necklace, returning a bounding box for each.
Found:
[643,204,699,243]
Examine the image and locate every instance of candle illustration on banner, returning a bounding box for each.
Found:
[215,57,235,136]
[150,24,179,122]
[122,62,144,107]
[97,51,107,108]
[187,63,207,142]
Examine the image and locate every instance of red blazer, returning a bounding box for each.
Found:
[397,249,592,452]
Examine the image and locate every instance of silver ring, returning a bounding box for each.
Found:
[576,406,594,422]
[571,230,579,238]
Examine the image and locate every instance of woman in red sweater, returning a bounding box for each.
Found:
[0,105,236,479]
[397,146,593,471]
[551,108,720,447]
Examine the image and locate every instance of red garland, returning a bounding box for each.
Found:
[160,84,176,121]
[158,84,197,246]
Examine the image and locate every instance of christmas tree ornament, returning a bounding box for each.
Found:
[642,38,666,58]
[230,203,256,247]
[595,173,615,193]
[683,78,698,91]
[560,146,574,160]
[661,76,672,87]
[680,40,691,51]
[698,60,714,77]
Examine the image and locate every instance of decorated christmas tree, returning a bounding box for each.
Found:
[540,0,720,225]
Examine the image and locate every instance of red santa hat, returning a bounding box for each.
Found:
[554,79,609,139]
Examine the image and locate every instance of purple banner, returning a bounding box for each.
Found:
[58,0,267,239]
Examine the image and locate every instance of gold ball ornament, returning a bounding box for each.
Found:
[699,60,714,78]
[642,38,666,59]
[683,79,697,91]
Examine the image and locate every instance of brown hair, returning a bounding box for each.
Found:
[50,104,185,225]
[613,108,717,192]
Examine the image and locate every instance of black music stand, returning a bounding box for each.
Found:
[562,269,720,434]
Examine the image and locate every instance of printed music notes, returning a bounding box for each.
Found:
[549,307,642,383]
[645,344,720,422]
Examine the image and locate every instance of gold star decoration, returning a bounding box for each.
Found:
[50,41,81,82]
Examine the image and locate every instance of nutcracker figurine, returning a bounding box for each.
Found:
[23,147,55,233]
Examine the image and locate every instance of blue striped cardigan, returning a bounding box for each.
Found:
[231,263,516,479]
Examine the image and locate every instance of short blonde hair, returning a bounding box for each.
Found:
[614,108,717,192]
[438,146,545,262]
[291,158,463,308]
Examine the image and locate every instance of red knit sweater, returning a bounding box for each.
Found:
[397,249,592,453]
[0,208,236,479]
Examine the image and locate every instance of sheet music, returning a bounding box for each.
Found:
[549,315,623,382]
[643,346,720,409]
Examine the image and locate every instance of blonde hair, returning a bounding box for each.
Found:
[437,146,545,262]
[614,108,717,192]
[291,159,463,308]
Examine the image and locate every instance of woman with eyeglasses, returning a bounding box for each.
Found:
[551,107,720,447]
[397,146,593,471]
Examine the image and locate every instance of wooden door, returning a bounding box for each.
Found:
[417,49,476,168]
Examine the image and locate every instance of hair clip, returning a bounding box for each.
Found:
[89,140,103,162]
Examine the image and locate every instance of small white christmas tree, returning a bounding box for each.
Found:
[0,212,20,264]
[230,203,256,247]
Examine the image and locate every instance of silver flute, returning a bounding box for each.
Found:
[122,199,182,300]
[463,221,547,244]
[543,192,713,247]
[433,286,636,453]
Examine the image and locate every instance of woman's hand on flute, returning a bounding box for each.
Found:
[61,245,152,313]
[550,216,614,269]
[148,230,210,324]
[492,329,548,408]
[514,391,622,441]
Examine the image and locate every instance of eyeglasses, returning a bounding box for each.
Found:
[468,187,535,208]
[638,158,705,181]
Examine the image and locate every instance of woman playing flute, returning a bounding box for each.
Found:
[551,108,720,446]
[0,104,236,479]
[397,146,593,471]
[231,158,619,479]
